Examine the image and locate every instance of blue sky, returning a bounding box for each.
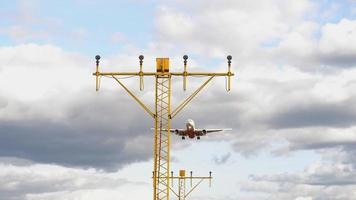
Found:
[1,0,356,200]
[0,0,156,54]
[1,0,355,54]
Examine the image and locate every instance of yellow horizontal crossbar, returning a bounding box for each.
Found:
[168,177,212,179]
[93,72,234,76]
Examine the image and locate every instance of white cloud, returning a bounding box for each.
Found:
[295,197,313,200]
[319,19,356,54]
[318,19,356,65]
[242,161,356,200]
[0,163,150,200]
[0,43,89,102]
[154,0,313,59]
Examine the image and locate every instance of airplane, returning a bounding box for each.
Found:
[153,119,231,140]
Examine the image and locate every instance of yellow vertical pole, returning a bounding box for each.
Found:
[227,55,232,91]
[167,74,172,200]
[95,55,100,91]
[178,170,186,200]
[153,75,158,200]
[154,58,171,200]
[139,55,144,91]
[183,55,188,91]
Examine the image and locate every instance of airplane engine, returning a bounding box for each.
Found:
[202,130,207,134]
[175,129,179,134]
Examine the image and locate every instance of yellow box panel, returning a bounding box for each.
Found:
[179,170,185,177]
[156,58,169,72]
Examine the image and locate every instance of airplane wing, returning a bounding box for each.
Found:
[171,129,186,136]
[150,128,186,135]
[195,128,232,136]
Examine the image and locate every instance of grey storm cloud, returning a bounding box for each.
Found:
[268,99,356,129]
[0,91,154,171]
[342,145,356,168]
[319,53,356,68]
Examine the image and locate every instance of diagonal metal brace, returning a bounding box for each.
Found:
[170,76,215,119]
[185,178,205,198]
[169,186,179,198]
[112,75,155,118]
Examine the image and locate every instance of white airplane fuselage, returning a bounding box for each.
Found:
[185,119,196,138]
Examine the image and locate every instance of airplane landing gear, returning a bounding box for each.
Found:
[197,136,200,140]
[182,136,185,140]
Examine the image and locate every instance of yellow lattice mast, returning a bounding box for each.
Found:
[93,55,234,200]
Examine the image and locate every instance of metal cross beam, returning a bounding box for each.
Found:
[169,170,212,200]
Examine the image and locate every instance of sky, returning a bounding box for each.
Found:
[1,0,356,199]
